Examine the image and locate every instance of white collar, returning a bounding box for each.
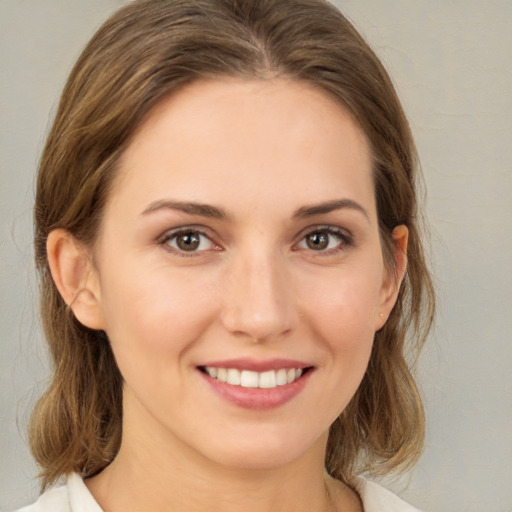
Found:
[66,473,420,512]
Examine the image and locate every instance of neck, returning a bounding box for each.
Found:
[88,438,333,512]
[85,394,359,512]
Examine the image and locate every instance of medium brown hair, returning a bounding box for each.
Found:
[31,0,435,490]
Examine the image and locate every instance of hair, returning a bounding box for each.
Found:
[31,0,435,491]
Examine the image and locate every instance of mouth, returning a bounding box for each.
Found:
[198,366,313,389]
[196,359,315,410]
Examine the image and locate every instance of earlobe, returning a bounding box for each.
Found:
[46,229,105,330]
[376,224,408,330]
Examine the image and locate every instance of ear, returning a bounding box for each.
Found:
[46,229,106,330]
[375,224,408,330]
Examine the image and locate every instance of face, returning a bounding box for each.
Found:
[77,79,403,471]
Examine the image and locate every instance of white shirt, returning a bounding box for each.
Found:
[15,473,420,512]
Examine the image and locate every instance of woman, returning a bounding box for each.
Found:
[18,0,434,510]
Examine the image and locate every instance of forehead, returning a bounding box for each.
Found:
[111,78,376,220]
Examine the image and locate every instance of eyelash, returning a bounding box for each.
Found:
[295,226,354,255]
[158,227,219,257]
[158,226,354,257]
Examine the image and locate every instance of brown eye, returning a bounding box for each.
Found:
[305,232,330,250]
[176,232,200,251]
[297,228,351,253]
[163,230,215,254]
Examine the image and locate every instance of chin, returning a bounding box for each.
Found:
[195,426,327,471]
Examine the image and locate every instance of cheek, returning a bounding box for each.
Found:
[98,267,222,412]
[302,267,382,413]
[99,263,220,362]
[299,261,384,346]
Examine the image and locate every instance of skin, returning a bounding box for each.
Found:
[48,78,408,512]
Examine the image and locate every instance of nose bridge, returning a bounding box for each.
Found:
[221,243,297,341]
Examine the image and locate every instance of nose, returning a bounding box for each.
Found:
[220,248,298,343]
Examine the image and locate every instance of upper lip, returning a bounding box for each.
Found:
[198,358,312,372]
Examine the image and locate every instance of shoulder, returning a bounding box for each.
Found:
[12,474,102,512]
[351,476,421,512]
[13,483,69,512]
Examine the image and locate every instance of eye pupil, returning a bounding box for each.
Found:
[306,232,329,250]
[177,232,200,251]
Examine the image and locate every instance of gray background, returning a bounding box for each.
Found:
[1,1,511,511]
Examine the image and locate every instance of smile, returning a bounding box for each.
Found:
[201,367,306,389]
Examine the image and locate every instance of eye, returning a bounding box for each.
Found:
[161,229,217,254]
[296,227,352,253]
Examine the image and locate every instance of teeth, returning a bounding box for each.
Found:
[259,370,276,388]
[240,370,259,388]
[204,367,306,388]
[276,368,287,385]
[217,368,227,382]
[227,368,241,385]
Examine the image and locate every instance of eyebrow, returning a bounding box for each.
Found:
[141,198,369,222]
[141,200,227,219]
[293,199,370,221]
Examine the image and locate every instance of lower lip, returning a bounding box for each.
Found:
[198,369,312,411]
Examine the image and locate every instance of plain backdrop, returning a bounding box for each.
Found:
[1,1,511,511]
